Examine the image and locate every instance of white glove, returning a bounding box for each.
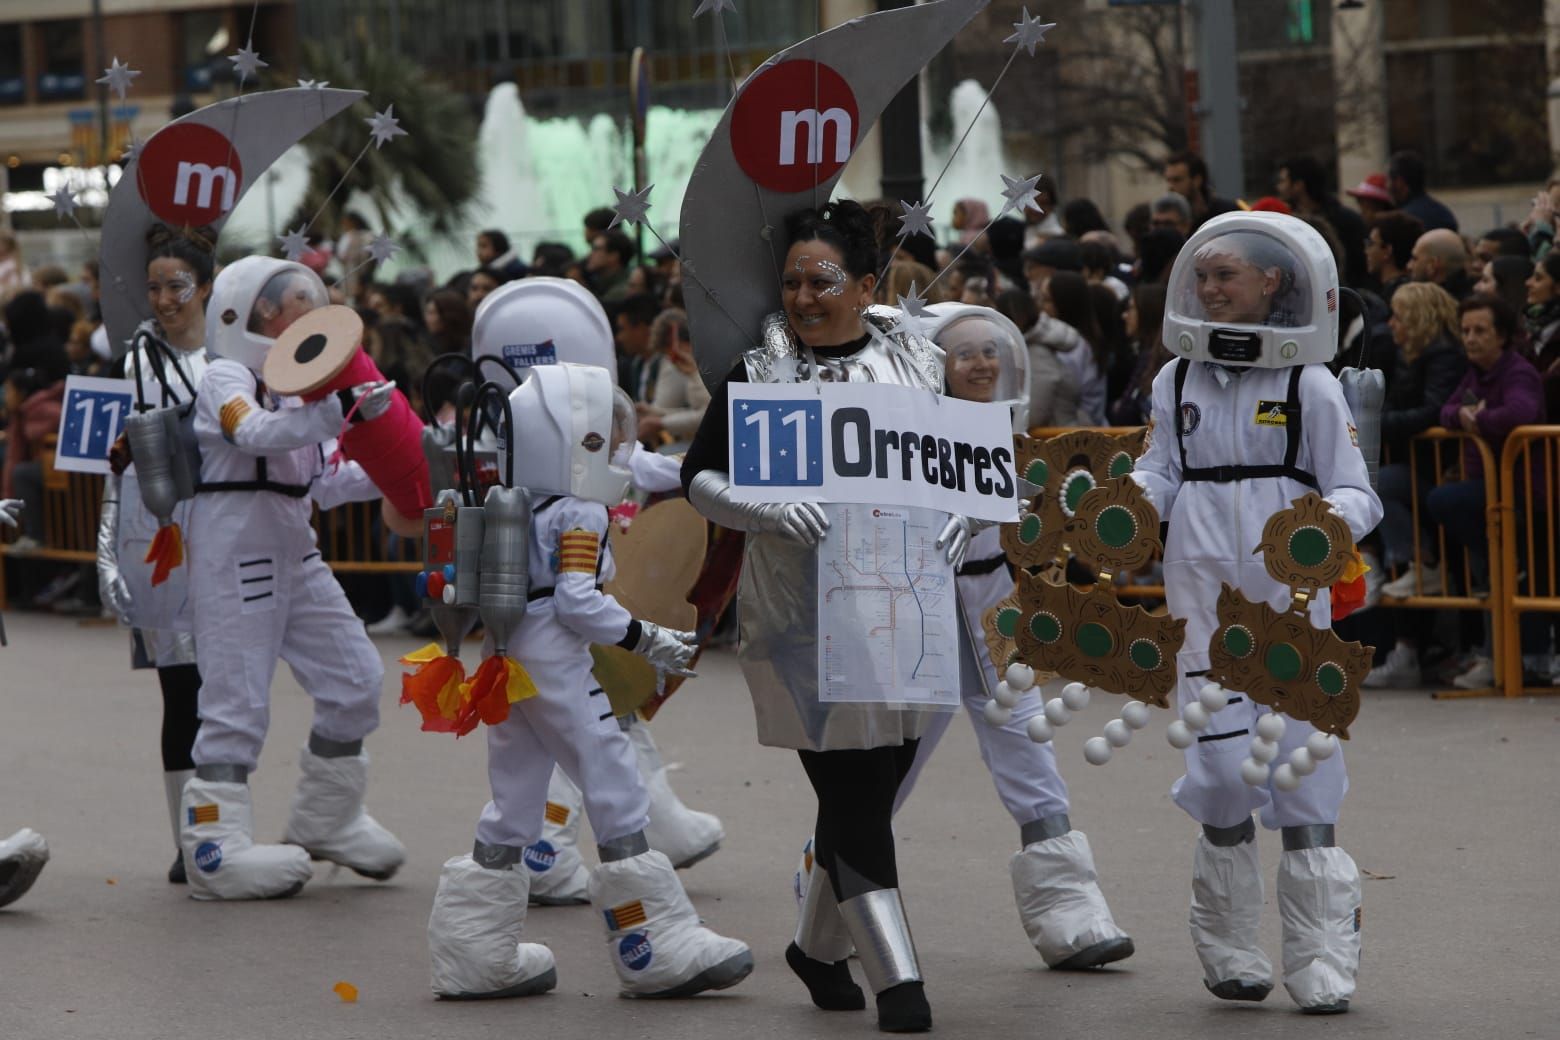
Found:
[0,499,21,529]
[632,621,699,678]
[346,381,395,422]
[936,515,973,569]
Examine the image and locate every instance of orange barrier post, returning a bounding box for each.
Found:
[1497,426,1560,698]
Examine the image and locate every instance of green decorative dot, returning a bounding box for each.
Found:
[1223,625,1254,659]
[1018,513,1042,545]
[1076,622,1115,658]
[1129,638,1162,671]
[1025,459,1049,487]
[1316,662,1347,697]
[1265,642,1303,683]
[1289,526,1331,568]
[996,608,1020,639]
[1062,470,1096,516]
[1095,505,1137,549]
[1108,451,1134,479]
[1030,612,1062,644]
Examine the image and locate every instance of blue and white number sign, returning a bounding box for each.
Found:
[55,375,135,474]
[732,397,824,487]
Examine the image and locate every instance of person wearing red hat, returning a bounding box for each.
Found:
[1345,173,1394,226]
[1248,197,1293,215]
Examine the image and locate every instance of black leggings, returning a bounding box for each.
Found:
[798,741,919,902]
[157,664,202,772]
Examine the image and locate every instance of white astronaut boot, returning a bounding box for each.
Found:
[282,736,405,881]
[526,767,591,906]
[181,769,313,900]
[588,833,753,998]
[0,828,49,909]
[625,716,724,868]
[1010,815,1135,969]
[428,845,559,999]
[1277,825,1360,1014]
[164,769,195,884]
[787,861,866,1011]
[1190,817,1274,1001]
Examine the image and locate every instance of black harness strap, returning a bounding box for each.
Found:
[1174,360,1318,490]
[195,372,314,498]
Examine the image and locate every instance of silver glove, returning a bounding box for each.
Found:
[687,469,829,545]
[0,498,21,530]
[633,621,698,677]
[97,477,134,626]
[936,515,973,569]
[349,380,396,421]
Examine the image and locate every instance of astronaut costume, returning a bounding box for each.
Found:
[179,258,405,901]
[467,279,723,907]
[1129,213,1381,1011]
[0,496,50,910]
[426,363,751,1000]
[885,304,1132,970]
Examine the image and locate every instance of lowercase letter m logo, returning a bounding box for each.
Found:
[732,60,860,194]
[138,122,245,227]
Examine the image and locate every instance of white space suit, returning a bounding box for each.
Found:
[427,362,751,1000]
[179,258,404,901]
[1130,213,1382,1011]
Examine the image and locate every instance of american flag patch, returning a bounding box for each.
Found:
[558,529,600,575]
[544,801,571,826]
[1327,287,1338,313]
[188,804,220,825]
[604,900,648,931]
[219,397,252,441]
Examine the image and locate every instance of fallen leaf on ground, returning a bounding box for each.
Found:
[333,982,359,1003]
[1361,869,1396,880]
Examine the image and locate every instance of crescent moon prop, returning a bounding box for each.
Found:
[99,87,366,358]
[679,0,990,388]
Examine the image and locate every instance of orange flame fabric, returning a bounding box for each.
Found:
[398,645,463,734]
[1330,547,1370,621]
[145,525,185,587]
[455,656,539,736]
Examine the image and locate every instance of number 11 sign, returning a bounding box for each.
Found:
[55,375,136,475]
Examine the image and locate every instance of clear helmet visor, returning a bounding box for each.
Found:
[940,313,1025,407]
[1169,229,1313,329]
[247,270,329,340]
[608,386,637,470]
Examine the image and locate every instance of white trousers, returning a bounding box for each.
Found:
[192,549,383,770]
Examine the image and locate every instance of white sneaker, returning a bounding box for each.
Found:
[1362,645,1421,689]
[1381,564,1441,598]
[366,606,412,635]
[1451,655,1494,690]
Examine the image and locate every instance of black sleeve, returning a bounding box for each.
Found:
[1382,343,1467,443]
[679,360,748,495]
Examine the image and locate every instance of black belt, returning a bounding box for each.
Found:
[956,555,1012,577]
[1181,464,1319,488]
[528,584,604,602]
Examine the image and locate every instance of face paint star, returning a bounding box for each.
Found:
[96,57,141,101]
[297,78,329,90]
[48,183,77,220]
[693,0,736,17]
[896,199,935,240]
[366,234,401,264]
[365,105,408,149]
[999,172,1043,217]
[277,226,311,262]
[897,282,930,339]
[228,42,267,85]
[1004,7,1057,57]
[609,183,654,229]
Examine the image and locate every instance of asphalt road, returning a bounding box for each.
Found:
[1,609,1556,1039]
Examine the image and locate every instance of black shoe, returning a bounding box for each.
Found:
[786,941,865,1011]
[876,980,932,1033]
[168,850,187,885]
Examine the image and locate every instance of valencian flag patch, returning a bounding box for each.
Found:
[544,801,571,826]
[188,804,220,825]
[558,529,600,575]
[604,899,648,930]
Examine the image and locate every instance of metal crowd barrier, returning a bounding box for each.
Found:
[1496,426,1560,698]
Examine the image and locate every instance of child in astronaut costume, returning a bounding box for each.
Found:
[178,257,405,900]
[467,279,723,908]
[1129,213,1381,1012]
[426,362,751,1000]
[0,496,50,910]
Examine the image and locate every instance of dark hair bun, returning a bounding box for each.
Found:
[784,199,880,280]
[144,223,217,284]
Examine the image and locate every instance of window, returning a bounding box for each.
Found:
[38,20,85,101]
[0,24,23,106]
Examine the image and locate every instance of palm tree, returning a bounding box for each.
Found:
[281,40,479,261]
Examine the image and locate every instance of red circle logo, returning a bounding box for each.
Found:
[137,123,245,227]
[731,60,859,194]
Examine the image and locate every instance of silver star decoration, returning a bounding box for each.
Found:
[297,78,329,90]
[1004,7,1057,57]
[120,136,142,165]
[366,234,401,264]
[897,282,930,339]
[228,42,267,85]
[609,183,654,229]
[365,105,408,149]
[278,226,311,262]
[48,183,77,220]
[96,57,141,101]
[897,199,935,240]
[694,0,736,17]
[999,172,1043,217]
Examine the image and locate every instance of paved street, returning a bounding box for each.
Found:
[1,609,1556,1039]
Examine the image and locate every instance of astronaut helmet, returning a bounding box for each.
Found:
[472,276,618,390]
[206,257,329,372]
[924,303,1031,433]
[1163,210,1339,368]
[500,362,634,505]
